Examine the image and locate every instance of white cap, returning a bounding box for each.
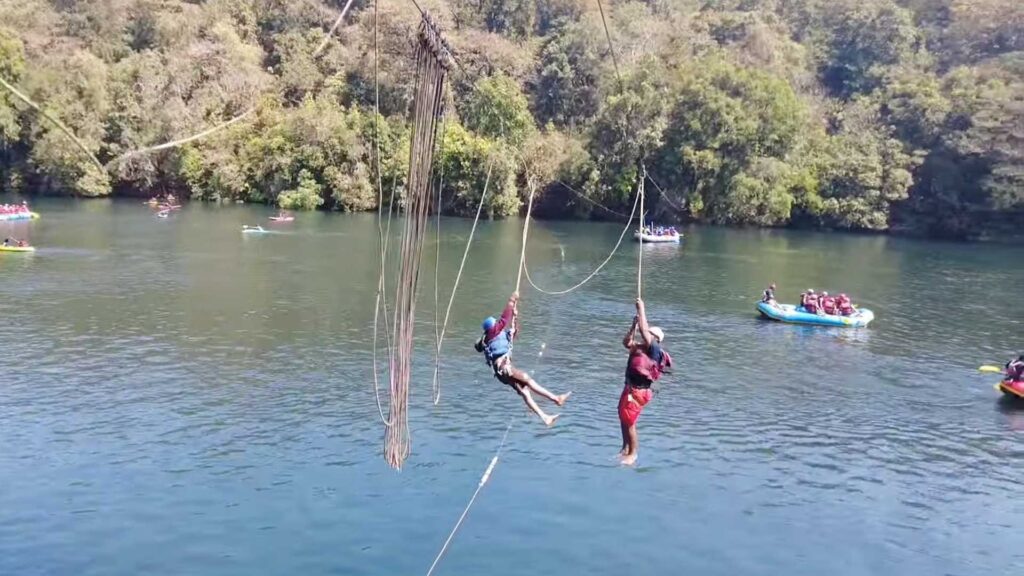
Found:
[649,326,665,342]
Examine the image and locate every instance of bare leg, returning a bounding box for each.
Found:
[515,384,560,426]
[619,420,629,455]
[621,424,639,466]
[512,367,571,406]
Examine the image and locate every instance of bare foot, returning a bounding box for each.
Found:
[543,413,561,427]
[620,453,637,466]
[556,392,572,406]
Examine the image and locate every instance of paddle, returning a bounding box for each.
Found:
[979,365,1004,374]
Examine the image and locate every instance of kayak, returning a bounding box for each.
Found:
[242,226,268,234]
[757,301,874,328]
[997,380,1024,399]
[269,216,294,222]
[0,244,35,252]
[0,212,37,221]
[634,231,681,243]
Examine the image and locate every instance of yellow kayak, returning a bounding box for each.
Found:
[0,245,35,252]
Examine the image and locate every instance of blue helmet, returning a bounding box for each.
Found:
[482,316,497,331]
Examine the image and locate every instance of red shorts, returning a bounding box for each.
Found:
[618,385,652,427]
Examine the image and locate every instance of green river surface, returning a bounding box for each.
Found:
[1,198,1023,576]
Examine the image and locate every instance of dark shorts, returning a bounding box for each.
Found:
[491,356,516,385]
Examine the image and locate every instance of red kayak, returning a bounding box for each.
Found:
[997,380,1024,399]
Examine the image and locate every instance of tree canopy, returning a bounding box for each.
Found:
[0,0,1021,239]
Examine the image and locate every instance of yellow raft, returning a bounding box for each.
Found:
[0,245,35,252]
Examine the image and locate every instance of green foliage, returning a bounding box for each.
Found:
[463,73,535,146]
[0,0,1022,238]
[815,99,915,229]
[278,169,324,210]
[818,0,921,98]
[656,57,805,224]
[533,20,603,129]
[438,122,519,217]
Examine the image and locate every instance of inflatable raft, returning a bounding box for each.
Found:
[0,244,35,252]
[997,380,1024,399]
[634,231,681,243]
[0,212,38,222]
[757,301,874,328]
[242,225,268,234]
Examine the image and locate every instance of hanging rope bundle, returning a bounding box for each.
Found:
[383,13,453,470]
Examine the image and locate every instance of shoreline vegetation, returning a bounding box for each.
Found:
[0,0,1022,241]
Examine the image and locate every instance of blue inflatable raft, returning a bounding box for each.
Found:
[757,302,874,328]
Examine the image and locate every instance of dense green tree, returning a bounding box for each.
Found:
[655,57,805,223]
[0,0,1022,238]
[461,73,535,146]
[532,20,603,129]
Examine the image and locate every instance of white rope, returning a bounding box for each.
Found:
[431,152,496,404]
[370,0,396,427]
[637,166,645,298]
[424,420,512,576]
[313,0,357,57]
[522,179,642,295]
[515,181,538,295]
[106,105,257,168]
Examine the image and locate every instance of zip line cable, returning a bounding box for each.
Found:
[0,75,106,175]
[521,177,642,295]
[0,0,356,175]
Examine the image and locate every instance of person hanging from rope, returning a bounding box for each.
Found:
[618,297,672,465]
[475,291,571,426]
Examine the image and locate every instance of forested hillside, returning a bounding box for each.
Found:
[0,0,1021,238]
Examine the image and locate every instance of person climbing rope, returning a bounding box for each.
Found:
[618,297,672,466]
[474,291,571,426]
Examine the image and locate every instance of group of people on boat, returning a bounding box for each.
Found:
[641,225,678,237]
[476,292,671,465]
[797,288,856,316]
[761,284,857,316]
[148,193,178,205]
[0,201,31,216]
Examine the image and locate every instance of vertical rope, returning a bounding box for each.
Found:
[383,13,452,469]
[370,0,395,427]
[516,181,538,295]
[431,153,496,404]
[637,163,645,299]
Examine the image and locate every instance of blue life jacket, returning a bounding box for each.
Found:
[483,329,512,364]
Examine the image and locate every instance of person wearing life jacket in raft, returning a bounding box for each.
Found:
[820,291,837,315]
[618,297,672,466]
[836,293,855,316]
[762,283,777,306]
[803,289,819,314]
[475,291,571,426]
[1006,355,1024,383]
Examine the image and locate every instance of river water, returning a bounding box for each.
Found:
[1,199,1022,576]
